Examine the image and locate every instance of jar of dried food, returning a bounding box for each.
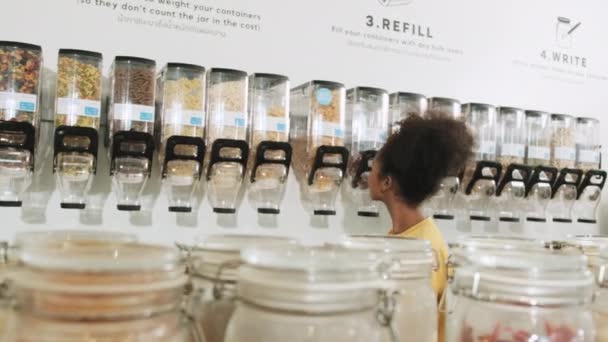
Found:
[593,245,608,341]
[450,251,595,342]
[524,110,551,167]
[290,81,348,215]
[427,97,461,119]
[497,107,526,170]
[224,245,390,342]
[0,41,43,126]
[346,87,389,217]
[3,236,201,341]
[157,63,206,160]
[336,236,438,342]
[575,117,601,171]
[184,234,295,342]
[108,56,156,141]
[54,49,103,130]
[550,114,576,169]
[389,92,427,134]
[247,73,291,214]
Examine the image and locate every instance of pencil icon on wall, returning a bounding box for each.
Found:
[556,17,581,49]
[378,0,414,6]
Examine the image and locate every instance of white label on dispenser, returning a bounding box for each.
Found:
[362,128,386,144]
[114,103,155,122]
[57,98,101,118]
[254,116,288,133]
[314,121,344,138]
[478,141,497,155]
[501,143,525,158]
[527,146,550,161]
[555,146,576,161]
[216,111,247,128]
[578,149,600,163]
[0,92,37,113]
[164,109,205,127]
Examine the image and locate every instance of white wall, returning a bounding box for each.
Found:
[0,0,606,244]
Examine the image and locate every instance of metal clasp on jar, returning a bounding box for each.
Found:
[212,260,242,300]
[376,288,401,342]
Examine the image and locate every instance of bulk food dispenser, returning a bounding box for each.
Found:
[494,107,531,222]
[345,87,389,217]
[107,56,156,211]
[290,81,348,216]
[574,117,605,224]
[247,73,291,214]
[0,41,42,207]
[156,63,206,213]
[388,92,426,134]
[548,114,582,223]
[426,97,462,220]
[523,111,556,222]
[461,103,501,222]
[52,49,102,209]
[205,68,249,214]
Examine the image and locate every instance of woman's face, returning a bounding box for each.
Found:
[368,157,389,201]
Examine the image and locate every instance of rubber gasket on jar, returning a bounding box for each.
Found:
[0,41,41,51]
[58,49,102,59]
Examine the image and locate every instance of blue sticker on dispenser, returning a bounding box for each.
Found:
[235,118,246,127]
[140,112,153,122]
[334,128,344,137]
[19,102,35,112]
[316,88,332,106]
[276,122,287,132]
[84,106,100,116]
[190,116,203,126]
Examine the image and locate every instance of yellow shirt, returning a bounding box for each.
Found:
[389,217,448,342]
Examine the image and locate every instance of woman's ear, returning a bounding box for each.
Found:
[381,174,393,194]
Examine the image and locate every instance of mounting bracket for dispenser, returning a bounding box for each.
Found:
[551,168,583,199]
[307,145,350,186]
[577,169,607,200]
[109,130,155,176]
[464,160,502,195]
[0,121,36,207]
[162,135,206,179]
[496,163,532,196]
[206,139,249,181]
[351,150,377,189]
[250,141,292,183]
[53,125,99,174]
[524,166,558,198]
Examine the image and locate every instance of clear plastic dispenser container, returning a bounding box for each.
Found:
[525,110,551,167]
[549,167,583,223]
[389,92,427,134]
[53,49,103,209]
[524,166,558,222]
[450,250,595,342]
[205,68,249,214]
[290,81,348,216]
[0,41,42,207]
[426,97,462,220]
[183,234,295,342]
[247,73,291,214]
[346,87,389,217]
[107,56,156,211]
[224,245,392,342]
[574,169,606,224]
[550,114,576,170]
[3,236,202,341]
[336,235,438,342]
[593,245,608,341]
[156,63,206,212]
[495,107,531,222]
[461,103,501,221]
[575,117,601,171]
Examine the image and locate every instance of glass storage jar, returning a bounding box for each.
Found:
[575,117,601,171]
[550,114,576,169]
[224,245,390,342]
[497,107,526,170]
[388,92,427,134]
[593,245,608,341]
[450,251,595,342]
[335,235,438,342]
[525,110,551,167]
[427,97,461,119]
[185,234,295,342]
[3,236,200,341]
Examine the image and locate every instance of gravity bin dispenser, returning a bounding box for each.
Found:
[524,166,558,222]
[205,68,249,214]
[345,87,389,217]
[0,41,42,207]
[461,103,502,222]
[426,97,462,220]
[156,63,207,213]
[290,81,349,216]
[388,92,427,134]
[573,117,604,224]
[550,168,583,223]
[107,56,156,211]
[494,107,530,222]
[247,73,292,215]
[53,49,103,209]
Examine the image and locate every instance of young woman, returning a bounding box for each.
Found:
[368,112,474,341]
